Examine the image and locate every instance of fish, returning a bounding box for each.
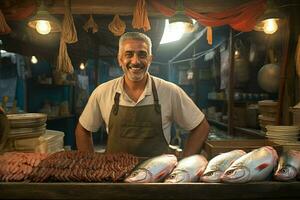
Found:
[221,146,278,183]
[200,149,246,183]
[124,154,177,183]
[164,154,208,183]
[274,149,300,181]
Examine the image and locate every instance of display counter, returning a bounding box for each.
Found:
[1,181,300,200]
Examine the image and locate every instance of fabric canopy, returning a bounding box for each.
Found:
[150,0,267,32]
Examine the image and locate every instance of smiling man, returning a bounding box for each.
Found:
[75,32,210,157]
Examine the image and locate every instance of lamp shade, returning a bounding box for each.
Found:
[169,10,193,25]
[27,4,61,33]
[254,1,284,34]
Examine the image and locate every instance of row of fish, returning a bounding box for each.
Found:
[124,146,300,183]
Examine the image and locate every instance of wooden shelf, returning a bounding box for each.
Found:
[207,118,264,139]
[47,115,75,121]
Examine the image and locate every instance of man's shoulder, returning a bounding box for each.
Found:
[151,75,180,91]
[93,77,121,96]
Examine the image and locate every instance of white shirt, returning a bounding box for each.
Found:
[79,74,205,143]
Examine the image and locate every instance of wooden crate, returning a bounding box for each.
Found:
[204,139,282,159]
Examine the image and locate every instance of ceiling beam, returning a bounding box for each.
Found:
[45,0,251,16]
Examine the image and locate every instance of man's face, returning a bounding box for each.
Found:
[118,39,152,82]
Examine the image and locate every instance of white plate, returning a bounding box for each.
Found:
[7,113,47,128]
[266,125,300,132]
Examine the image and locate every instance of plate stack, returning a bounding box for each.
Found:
[14,129,65,153]
[265,125,300,145]
[258,100,278,131]
[6,113,47,140]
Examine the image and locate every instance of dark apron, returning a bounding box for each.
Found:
[106,77,169,157]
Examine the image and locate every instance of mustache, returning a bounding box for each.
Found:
[127,63,144,69]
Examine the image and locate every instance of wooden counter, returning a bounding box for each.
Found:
[1,181,300,200]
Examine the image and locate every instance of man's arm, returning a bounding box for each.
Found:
[75,122,94,152]
[182,118,210,157]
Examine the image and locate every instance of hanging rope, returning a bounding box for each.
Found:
[83,14,99,33]
[108,14,126,36]
[57,0,78,74]
[132,0,151,32]
[0,10,11,34]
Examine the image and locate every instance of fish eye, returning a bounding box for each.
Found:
[131,171,139,176]
[205,171,214,176]
[279,168,287,173]
[225,170,234,175]
[169,174,176,179]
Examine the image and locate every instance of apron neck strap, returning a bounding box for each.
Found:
[151,77,161,114]
[113,92,121,115]
[113,77,161,114]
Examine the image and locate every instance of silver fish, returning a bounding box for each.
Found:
[221,146,278,183]
[274,149,300,181]
[201,150,246,183]
[124,154,177,183]
[164,154,208,183]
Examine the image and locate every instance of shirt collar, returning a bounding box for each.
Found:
[117,73,152,97]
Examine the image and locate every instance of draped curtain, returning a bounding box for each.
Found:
[150,0,267,32]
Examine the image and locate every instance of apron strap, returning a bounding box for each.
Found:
[113,77,161,115]
[113,92,121,115]
[151,77,161,114]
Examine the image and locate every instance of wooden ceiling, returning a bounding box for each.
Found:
[1,0,251,16]
[0,0,254,65]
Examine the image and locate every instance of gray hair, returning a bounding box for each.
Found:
[118,32,152,55]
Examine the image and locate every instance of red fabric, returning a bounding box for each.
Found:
[3,2,36,21]
[150,0,267,32]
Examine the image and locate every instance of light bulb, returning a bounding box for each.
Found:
[79,63,85,70]
[31,56,38,64]
[263,19,278,34]
[234,50,240,57]
[36,20,51,35]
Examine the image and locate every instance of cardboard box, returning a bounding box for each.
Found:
[204,139,282,159]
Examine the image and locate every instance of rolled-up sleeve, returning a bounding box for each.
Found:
[171,86,204,131]
[79,89,103,132]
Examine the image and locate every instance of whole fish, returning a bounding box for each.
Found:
[164,154,208,183]
[274,149,300,181]
[221,146,278,183]
[124,154,177,183]
[200,150,246,183]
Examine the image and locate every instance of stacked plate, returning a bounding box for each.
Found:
[6,113,47,139]
[265,125,300,144]
[258,100,278,131]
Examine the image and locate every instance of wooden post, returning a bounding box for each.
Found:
[228,28,235,135]
[277,16,290,125]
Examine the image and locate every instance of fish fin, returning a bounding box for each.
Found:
[255,163,269,171]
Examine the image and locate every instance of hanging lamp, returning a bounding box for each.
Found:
[27,0,61,35]
[254,0,283,34]
[169,0,194,32]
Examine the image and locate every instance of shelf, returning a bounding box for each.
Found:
[207,118,264,139]
[38,82,75,87]
[207,98,258,104]
[47,115,75,121]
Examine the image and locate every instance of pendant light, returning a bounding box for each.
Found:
[169,0,194,33]
[27,0,61,35]
[254,0,283,34]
